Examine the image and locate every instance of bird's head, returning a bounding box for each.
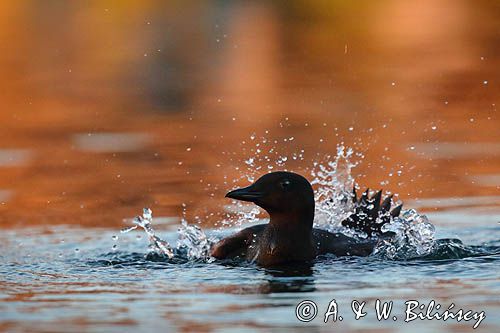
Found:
[225,171,315,226]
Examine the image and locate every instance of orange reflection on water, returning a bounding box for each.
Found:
[0,1,498,228]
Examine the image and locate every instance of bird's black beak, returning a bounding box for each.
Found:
[225,185,263,203]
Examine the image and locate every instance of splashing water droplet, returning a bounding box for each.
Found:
[311,145,357,231]
[122,208,174,258]
[143,208,152,220]
[375,209,435,259]
[121,226,138,233]
[177,219,212,260]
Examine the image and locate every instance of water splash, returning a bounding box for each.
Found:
[374,209,436,259]
[121,208,214,260]
[309,145,437,259]
[121,208,174,258]
[177,219,214,260]
[311,146,358,231]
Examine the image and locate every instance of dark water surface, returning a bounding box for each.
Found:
[0,1,499,332]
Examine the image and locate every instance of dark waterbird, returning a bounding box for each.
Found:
[210,171,402,266]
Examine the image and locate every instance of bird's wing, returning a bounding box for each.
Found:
[341,187,402,237]
[210,224,266,259]
[312,228,376,257]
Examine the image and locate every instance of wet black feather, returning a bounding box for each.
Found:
[341,188,402,237]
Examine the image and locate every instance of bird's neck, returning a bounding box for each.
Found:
[268,210,314,233]
[261,213,316,262]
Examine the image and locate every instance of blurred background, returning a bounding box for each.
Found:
[0,0,498,228]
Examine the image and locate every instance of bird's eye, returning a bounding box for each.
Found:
[280,179,291,190]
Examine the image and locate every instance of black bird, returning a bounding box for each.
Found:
[210,171,402,266]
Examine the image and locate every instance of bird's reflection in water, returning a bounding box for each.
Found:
[262,262,316,293]
[217,259,316,293]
